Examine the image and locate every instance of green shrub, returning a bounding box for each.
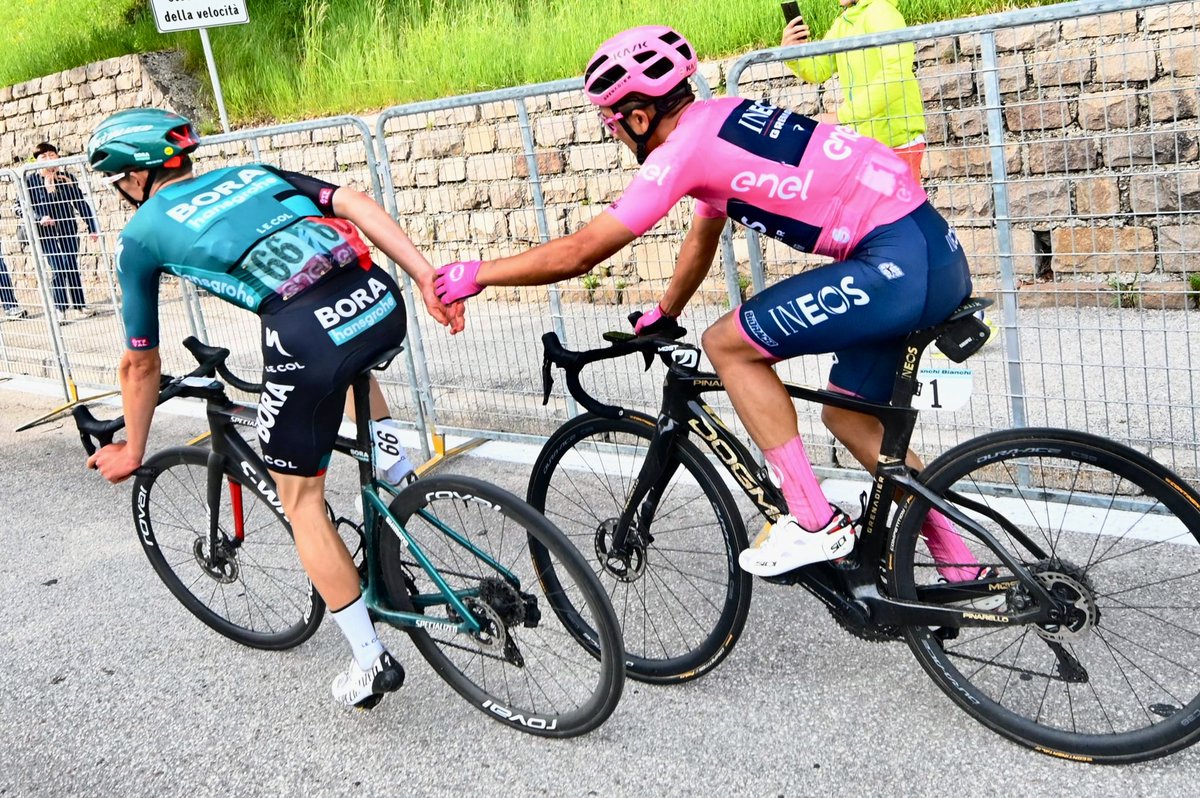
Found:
[3,0,1070,124]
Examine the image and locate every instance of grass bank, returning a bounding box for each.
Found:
[2,0,1064,124]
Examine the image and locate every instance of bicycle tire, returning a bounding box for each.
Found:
[526,412,751,684]
[891,428,1200,764]
[378,473,624,738]
[133,447,324,650]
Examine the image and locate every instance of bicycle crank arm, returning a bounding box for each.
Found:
[854,586,1048,628]
[767,563,872,628]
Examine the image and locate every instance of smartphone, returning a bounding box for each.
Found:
[781,1,803,24]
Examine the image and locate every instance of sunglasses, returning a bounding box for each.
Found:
[597,110,625,136]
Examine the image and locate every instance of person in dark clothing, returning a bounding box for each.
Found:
[0,246,26,319]
[25,142,99,320]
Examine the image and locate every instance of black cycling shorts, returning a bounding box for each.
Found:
[255,263,406,476]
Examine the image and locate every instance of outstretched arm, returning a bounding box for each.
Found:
[659,214,726,315]
[332,186,462,333]
[477,211,637,287]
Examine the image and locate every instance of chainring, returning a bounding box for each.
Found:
[826,604,903,643]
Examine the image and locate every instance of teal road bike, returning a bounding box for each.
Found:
[74,336,625,737]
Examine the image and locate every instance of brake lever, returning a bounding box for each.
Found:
[541,354,554,406]
[641,350,654,371]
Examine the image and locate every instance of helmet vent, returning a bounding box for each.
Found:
[588,64,627,95]
[643,57,674,80]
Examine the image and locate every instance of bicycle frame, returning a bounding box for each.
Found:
[183,373,518,638]
[543,329,1066,632]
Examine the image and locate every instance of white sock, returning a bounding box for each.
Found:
[330,594,385,670]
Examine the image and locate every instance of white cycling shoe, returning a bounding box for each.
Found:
[739,510,856,577]
[331,650,405,710]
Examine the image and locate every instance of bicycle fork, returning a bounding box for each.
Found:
[607,414,688,571]
[200,449,242,581]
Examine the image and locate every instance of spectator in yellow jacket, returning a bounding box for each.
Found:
[784,0,927,181]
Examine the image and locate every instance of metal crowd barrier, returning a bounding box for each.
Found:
[371,73,718,447]
[2,0,1197,483]
[726,0,1200,479]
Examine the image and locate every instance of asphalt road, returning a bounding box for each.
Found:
[1,383,1198,797]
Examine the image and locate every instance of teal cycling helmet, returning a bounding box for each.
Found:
[87,108,200,174]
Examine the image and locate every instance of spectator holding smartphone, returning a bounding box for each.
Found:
[783,0,927,181]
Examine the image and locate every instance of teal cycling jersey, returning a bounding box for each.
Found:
[115,164,371,349]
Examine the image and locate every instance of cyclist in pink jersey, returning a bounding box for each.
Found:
[436,25,985,579]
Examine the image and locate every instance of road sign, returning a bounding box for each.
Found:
[149,1,249,34]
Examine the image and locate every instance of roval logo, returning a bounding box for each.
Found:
[481,700,559,730]
[136,484,154,546]
[426,490,502,511]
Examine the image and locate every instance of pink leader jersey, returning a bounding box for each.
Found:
[607,97,926,262]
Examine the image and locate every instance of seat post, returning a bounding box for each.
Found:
[350,373,374,486]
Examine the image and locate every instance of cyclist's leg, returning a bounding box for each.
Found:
[822,402,981,579]
[344,374,390,420]
[817,202,981,579]
[273,471,363,611]
[258,263,408,702]
[705,315,855,574]
[703,318,833,531]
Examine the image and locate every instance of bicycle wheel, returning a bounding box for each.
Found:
[378,473,624,738]
[133,447,323,650]
[891,428,1200,763]
[526,412,751,683]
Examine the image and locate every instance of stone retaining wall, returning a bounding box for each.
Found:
[1,3,1198,311]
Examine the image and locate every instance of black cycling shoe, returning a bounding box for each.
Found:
[331,650,405,710]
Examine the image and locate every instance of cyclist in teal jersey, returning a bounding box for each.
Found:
[84,108,463,709]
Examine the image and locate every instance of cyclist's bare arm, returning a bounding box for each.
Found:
[659,213,725,314]
[477,211,636,287]
[87,347,161,483]
[332,187,463,334]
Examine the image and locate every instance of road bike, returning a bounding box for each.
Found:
[525,298,1200,762]
[74,336,624,737]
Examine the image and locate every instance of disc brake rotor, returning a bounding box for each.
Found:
[595,518,646,582]
[194,537,238,584]
[1025,561,1099,643]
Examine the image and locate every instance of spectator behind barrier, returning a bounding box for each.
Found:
[784,0,927,181]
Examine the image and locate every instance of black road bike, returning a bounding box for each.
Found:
[526,298,1200,762]
[74,337,624,737]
